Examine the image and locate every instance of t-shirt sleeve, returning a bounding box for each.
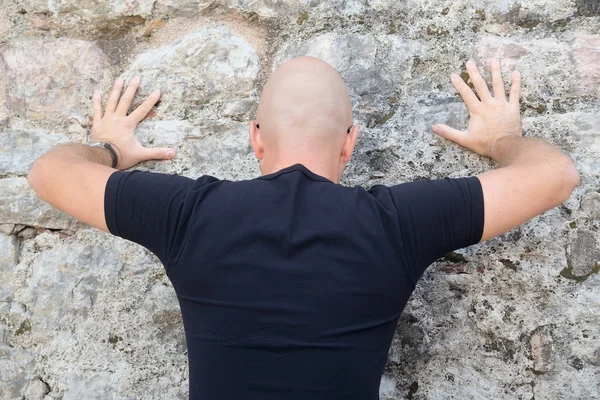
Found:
[386,176,484,284]
[104,170,197,266]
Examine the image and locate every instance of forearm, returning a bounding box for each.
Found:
[28,143,115,205]
[36,143,113,167]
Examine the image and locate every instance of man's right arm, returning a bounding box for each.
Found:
[433,58,579,242]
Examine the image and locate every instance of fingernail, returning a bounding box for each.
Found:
[133,76,141,82]
[153,90,161,97]
[512,71,520,78]
[432,125,441,134]
[165,149,176,158]
[116,78,124,85]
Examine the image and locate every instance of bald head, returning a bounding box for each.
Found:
[257,57,353,149]
[250,56,359,183]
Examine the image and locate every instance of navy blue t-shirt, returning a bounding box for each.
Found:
[104,163,484,400]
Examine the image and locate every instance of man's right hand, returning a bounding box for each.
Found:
[433,58,522,159]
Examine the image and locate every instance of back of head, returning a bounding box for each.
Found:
[256,57,354,155]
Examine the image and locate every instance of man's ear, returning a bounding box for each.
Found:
[341,124,359,163]
[249,120,264,160]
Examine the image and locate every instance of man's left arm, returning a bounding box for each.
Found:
[27,77,177,233]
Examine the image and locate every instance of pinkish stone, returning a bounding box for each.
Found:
[573,35,600,96]
[0,38,109,125]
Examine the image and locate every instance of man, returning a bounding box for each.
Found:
[28,56,579,399]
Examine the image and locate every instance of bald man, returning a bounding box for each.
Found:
[28,56,579,399]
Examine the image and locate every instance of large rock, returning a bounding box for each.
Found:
[472,36,577,102]
[0,129,69,176]
[22,242,123,341]
[0,38,108,125]
[123,25,260,122]
[472,34,600,100]
[0,178,77,229]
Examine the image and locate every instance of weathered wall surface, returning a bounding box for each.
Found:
[0,0,599,398]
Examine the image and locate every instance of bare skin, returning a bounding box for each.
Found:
[251,57,358,182]
[28,56,579,243]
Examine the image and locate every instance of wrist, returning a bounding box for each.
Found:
[87,141,120,169]
[487,136,518,164]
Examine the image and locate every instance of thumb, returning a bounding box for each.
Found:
[141,147,176,161]
[432,124,468,147]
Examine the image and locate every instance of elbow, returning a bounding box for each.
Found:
[27,157,49,199]
[556,155,580,204]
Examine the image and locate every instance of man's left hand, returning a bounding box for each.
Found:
[91,76,176,170]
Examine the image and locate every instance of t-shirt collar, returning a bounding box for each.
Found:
[258,163,334,184]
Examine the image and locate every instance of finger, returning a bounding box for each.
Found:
[451,74,480,109]
[128,90,161,123]
[466,60,492,102]
[489,58,506,101]
[140,147,176,162]
[92,90,103,124]
[106,78,124,115]
[433,124,469,148]
[509,70,521,106]
[116,76,141,116]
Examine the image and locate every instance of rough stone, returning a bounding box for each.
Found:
[472,36,577,103]
[580,191,600,220]
[0,129,69,176]
[123,26,260,122]
[223,0,299,17]
[0,346,35,399]
[24,378,50,400]
[0,178,77,229]
[9,301,27,327]
[572,35,600,97]
[0,38,108,125]
[63,372,117,400]
[564,229,600,280]
[143,283,182,329]
[0,232,17,302]
[154,0,209,16]
[531,327,554,374]
[0,223,14,235]
[0,324,8,345]
[18,227,37,240]
[379,374,398,399]
[22,243,123,341]
[510,0,577,23]
[576,0,600,16]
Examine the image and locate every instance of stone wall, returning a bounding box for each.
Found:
[0,0,599,398]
